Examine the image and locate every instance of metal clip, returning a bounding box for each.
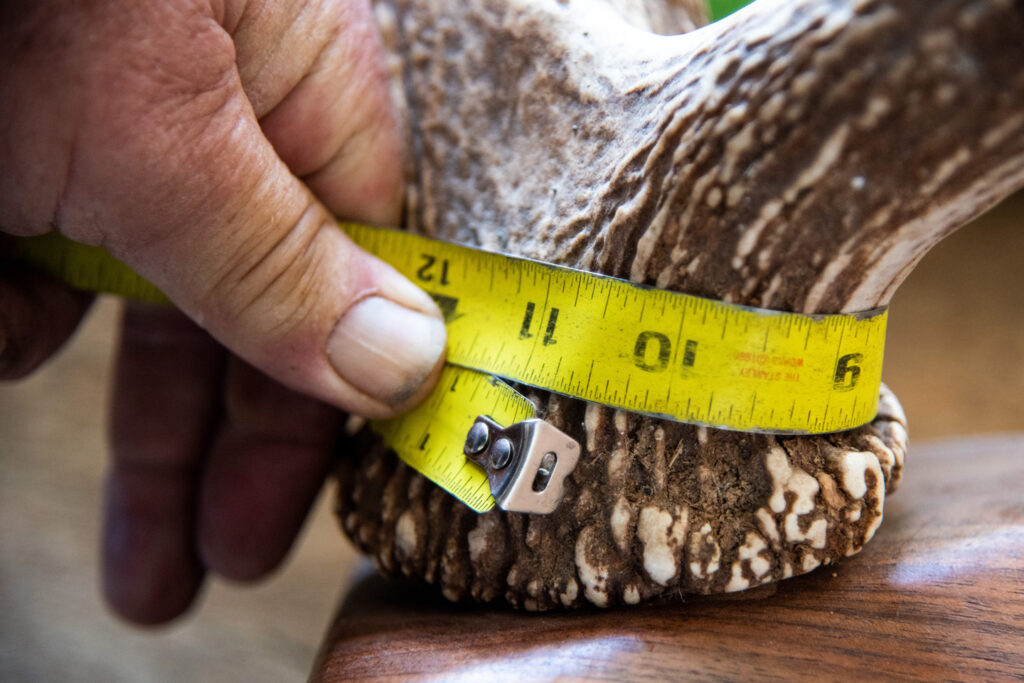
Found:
[463,416,580,514]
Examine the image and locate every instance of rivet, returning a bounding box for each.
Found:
[538,451,557,475]
[489,438,514,470]
[465,422,490,455]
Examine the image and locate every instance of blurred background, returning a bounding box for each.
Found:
[1,192,1022,681]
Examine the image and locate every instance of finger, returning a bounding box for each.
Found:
[7,2,445,419]
[0,263,92,380]
[198,357,341,581]
[232,0,404,225]
[104,303,224,625]
[100,4,443,419]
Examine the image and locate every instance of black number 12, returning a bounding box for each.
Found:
[416,254,450,285]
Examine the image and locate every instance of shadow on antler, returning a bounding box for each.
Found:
[336,0,1024,609]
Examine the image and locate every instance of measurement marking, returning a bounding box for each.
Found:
[543,307,559,345]
[673,308,688,366]
[831,323,848,380]
[523,278,553,369]
[682,340,698,368]
[602,285,612,317]
[495,341,507,369]
[804,324,812,351]
[762,328,770,352]
[519,301,536,339]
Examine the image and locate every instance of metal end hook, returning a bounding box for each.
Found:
[463,416,580,514]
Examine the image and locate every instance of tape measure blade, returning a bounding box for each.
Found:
[345,223,887,435]
[10,232,169,304]
[370,366,536,512]
[14,224,887,436]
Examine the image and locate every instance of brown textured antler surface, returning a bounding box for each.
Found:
[335,0,1024,609]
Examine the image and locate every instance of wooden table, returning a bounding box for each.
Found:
[312,434,1024,681]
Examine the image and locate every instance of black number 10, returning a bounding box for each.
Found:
[633,332,698,373]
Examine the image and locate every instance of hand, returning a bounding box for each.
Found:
[0,0,446,623]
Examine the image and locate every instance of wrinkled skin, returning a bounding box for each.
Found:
[0,0,443,624]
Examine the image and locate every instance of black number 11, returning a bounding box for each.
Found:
[520,302,559,345]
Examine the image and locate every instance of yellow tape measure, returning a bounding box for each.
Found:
[7,231,170,305]
[343,223,886,432]
[7,225,887,512]
[372,367,536,511]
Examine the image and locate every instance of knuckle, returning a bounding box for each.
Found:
[202,203,351,338]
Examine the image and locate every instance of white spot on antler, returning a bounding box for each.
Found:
[638,506,688,585]
[756,508,780,544]
[560,578,579,607]
[765,446,819,514]
[575,527,610,607]
[688,522,722,579]
[396,511,417,559]
[836,451,871,499]
[467,514,496,564]
[610,496,634,553]
[725,531,772,592]
[765,446,828,549]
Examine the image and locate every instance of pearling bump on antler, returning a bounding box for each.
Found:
[335,0,1024,609]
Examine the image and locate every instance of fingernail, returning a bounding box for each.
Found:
[327,296,447,407]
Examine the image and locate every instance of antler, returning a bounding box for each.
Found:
[336,0,1024,608]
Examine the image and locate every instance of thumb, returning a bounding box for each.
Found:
[59,5,446,418]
